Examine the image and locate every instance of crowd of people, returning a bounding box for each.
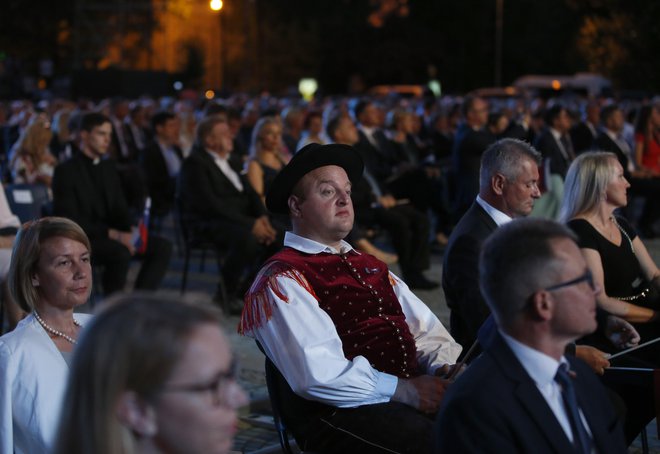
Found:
[0,90,659,453]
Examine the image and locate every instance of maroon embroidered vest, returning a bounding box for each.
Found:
[240,247,420,378]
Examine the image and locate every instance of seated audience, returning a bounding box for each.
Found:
[534,104,575,179]
[140,111,184,221]
[595,104,660,238]
[0,184,22,329]
[329,114,436,288]
[9,115,57,187]
[633,102,660,176]
[0,217,93,453]
[435,218,626,453]
[52,112,172,296]
[246,116,288,206]
[560,151,660,365]
[178,115,282,309]
[54,292,247,454]
[451,95,495,222]
[296,110,328,151]
[240,143,461,453]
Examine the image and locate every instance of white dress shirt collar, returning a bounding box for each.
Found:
[500,330,563,388]
[476,195,513,227]
[284,231,355,255]
[206,149,243,192]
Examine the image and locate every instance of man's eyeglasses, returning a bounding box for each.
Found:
[544,269,596,292]
[162,358,239,407]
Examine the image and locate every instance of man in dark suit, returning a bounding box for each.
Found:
[570,100,600,155]
[52,112,172,296]
[140,111,183,221]
[451,95,496,222]
[534,105,575,178]
[443,138,542,355]
[354,100,397,184]
[435,219,626,453]
[178,115,282,306]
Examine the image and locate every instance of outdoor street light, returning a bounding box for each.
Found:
[210,0,223,12]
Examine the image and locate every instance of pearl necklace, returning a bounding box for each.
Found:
[33,311,81,345]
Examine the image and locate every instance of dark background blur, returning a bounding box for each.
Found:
[1,0,658,99]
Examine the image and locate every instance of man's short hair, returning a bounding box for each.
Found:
[81,112,111,133]
[353,100,371,121]
[479,218,577,328]
[599,104,620,125]
[479,138,542,189]
[195,114,227,147]
[461,95,483,117]
[544,105,566,127]
[150,111,176,132]
[326,115,343,141]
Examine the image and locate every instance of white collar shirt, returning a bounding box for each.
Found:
[501,331,593,445]
[476,195,512,227]
[206,149,243,192]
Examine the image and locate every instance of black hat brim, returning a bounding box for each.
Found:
[266,143,364,215]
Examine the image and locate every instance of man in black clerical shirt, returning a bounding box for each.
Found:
[52,112,172,295]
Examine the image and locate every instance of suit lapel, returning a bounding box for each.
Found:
[489,334,575,454]
[471,202,498,233]
[198,149,242,194]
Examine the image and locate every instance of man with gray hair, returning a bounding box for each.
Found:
[443,138,542,355]
[435,218,626,453]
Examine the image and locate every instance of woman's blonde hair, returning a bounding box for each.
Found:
[10,116,53,166]
[8,216,91,311]
[559,151,619,222]
[249,116,281,158]
[53,292,224,454]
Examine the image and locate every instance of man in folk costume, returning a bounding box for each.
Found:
[239,143,461,454]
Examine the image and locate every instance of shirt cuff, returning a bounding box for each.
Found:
[376,371,399,399]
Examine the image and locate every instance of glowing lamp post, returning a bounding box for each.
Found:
[298,78,318,101]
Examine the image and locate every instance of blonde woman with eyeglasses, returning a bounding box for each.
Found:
[54,292,247,454]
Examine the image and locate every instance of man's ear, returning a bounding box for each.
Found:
[116,391,157,437]
[288,195,302,218]
[492,173,507,196]
[529,290,553,322]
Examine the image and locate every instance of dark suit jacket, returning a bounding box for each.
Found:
[442,201,497,356]
[571,121,598,154]
[594,132,631,178]
[52,153,132,240]
[534,128,573,178]
[435,333,626,454]
[451,124,495,217]
[178,147,266,230]
[355,129,396,184]
[140,141,183,217]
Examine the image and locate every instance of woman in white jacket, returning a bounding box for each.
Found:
[0,217,93,454]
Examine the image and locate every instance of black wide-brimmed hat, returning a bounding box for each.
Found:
[265,143,364,214]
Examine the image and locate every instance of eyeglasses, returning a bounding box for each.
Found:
[161,358,239,407]
[544,269,596,292]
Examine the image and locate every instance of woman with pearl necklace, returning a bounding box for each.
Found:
[0,217,93,454]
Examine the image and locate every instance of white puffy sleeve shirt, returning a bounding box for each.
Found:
[244,232,461,408]
[0,313,92,454]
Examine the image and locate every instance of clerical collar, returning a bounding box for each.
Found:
[80,152,101,165]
